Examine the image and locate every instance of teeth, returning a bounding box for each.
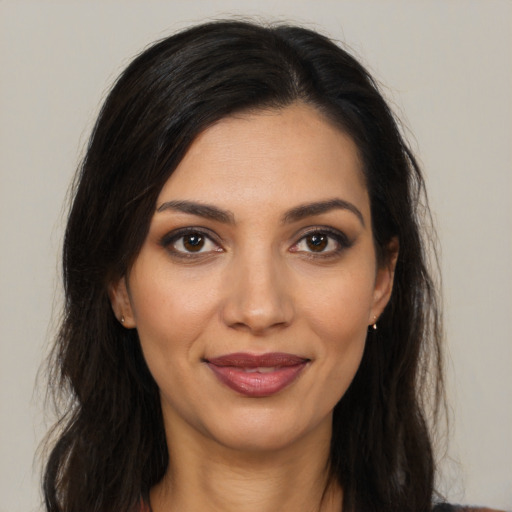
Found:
[243,366,278,373]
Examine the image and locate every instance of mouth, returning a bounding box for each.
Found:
[205,352,310,397]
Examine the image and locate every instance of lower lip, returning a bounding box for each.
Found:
[207,362,308,397]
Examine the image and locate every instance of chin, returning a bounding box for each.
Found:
[203,406,333,455]
[214,428,306,454]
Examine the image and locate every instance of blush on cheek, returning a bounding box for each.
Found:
[306,289,372,340]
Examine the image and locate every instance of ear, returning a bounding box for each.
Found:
[369,237,399,326]
[108,277,136,328]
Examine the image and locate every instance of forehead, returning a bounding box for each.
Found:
[157,103,369,220]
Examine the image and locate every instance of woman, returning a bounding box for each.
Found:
[43,20,498,512]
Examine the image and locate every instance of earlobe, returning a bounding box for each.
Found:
[108,277,136,328]
[370,237,399,325]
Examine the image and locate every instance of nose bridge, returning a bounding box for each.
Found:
[222,243,293,333]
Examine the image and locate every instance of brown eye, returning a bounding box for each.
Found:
[182,233,205,252]
[166,230,220,255]
[291,228,350,257]
[306,233,328,252]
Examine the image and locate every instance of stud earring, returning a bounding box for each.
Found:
[120,315,125,324]
[371,315,378,331]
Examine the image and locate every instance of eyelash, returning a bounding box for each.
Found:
[159,226,352,260]
[159,227,223,260]
[290,227,352,259]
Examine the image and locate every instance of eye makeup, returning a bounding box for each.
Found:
[290,226,354,260]
[158,223,354,264]
[159,227,224,260]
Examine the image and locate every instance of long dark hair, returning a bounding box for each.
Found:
[44,20,443,512]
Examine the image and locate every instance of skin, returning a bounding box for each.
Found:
[110,103,398,512]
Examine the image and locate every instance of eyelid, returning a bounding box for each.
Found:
[290,226,352,254]
[158,225,352,259]
[159,227,224,255]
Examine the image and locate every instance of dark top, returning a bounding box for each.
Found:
[433,506,502,512]
[142,500,500,511]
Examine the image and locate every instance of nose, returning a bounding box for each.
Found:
[220,249,294,335]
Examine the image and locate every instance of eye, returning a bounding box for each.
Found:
[291,228,350,256]
[161,229,222,256]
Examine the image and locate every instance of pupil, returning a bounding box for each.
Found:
[184,234,204,252]
[307,234,327,252]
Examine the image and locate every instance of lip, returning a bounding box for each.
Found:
[206,352,309,397]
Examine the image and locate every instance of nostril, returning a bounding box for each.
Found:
[222,302,293,335]
[220,262,294,333]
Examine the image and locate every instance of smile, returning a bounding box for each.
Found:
[205,352,309,397]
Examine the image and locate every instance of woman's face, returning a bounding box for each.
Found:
[111,103,396,453]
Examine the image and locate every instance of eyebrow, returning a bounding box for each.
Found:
[157,200,235,224]
[156,198,365,227]
[282,199,365,227]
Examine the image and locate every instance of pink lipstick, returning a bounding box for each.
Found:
[206,352,309,397]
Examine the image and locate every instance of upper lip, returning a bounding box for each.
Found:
[205,352,309,368]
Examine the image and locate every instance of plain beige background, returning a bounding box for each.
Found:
[0,1,510,511]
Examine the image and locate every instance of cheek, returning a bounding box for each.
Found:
[132,257,218,324]
[302,266,376,341]
[128,262,223,367]
[299,267,374,400]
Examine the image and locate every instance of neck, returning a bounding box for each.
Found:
[150,416,342,512]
